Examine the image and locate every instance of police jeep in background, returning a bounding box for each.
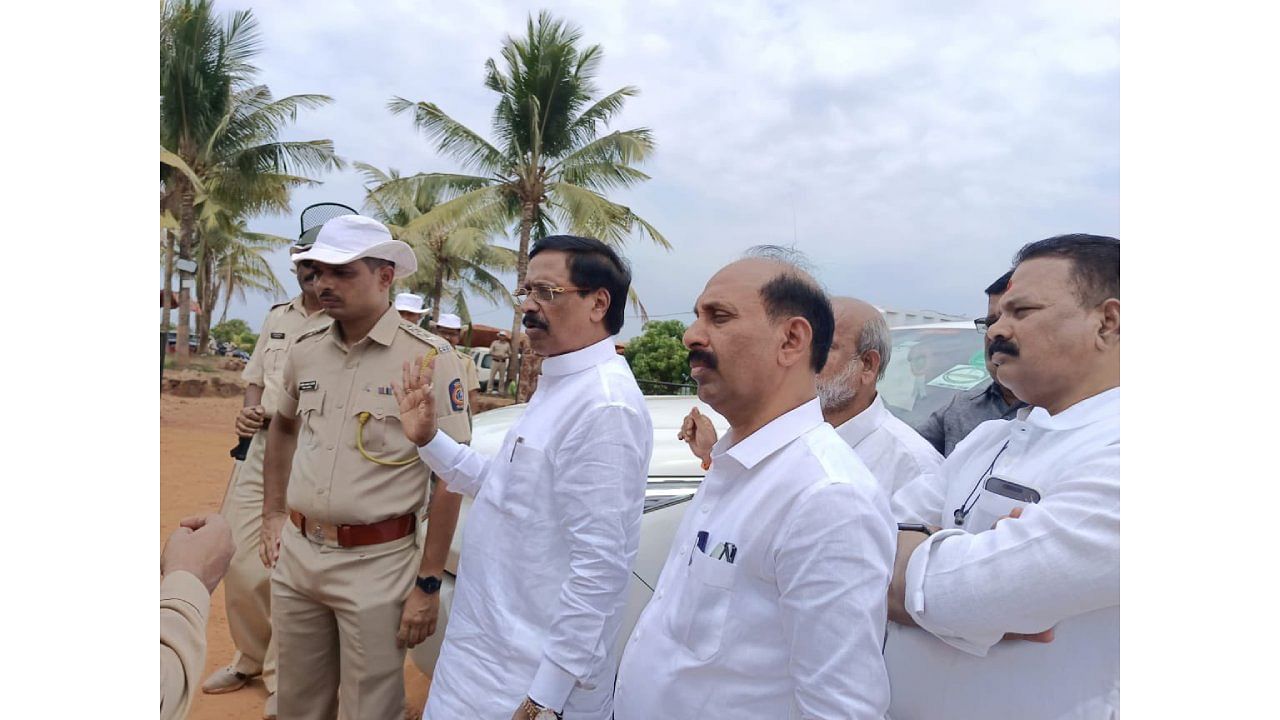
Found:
[410,321,987,675]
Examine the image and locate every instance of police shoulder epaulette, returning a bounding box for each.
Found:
[399,321,449,350]
[295,324,332,344]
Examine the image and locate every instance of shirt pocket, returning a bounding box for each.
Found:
[296,389,325,449]
[492,440,550,522]
[665,549,738,661]
[262,337,290,376]
[353,395,405,454]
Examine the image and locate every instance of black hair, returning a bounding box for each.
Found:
[528,235,632,335]
[985,270,1013,296]
[361,257,395,273]
[1013,234,1120,307]
[759,272,834,373]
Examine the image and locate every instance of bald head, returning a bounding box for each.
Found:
[816,296,892,419]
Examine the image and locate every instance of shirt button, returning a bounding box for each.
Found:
[336,402,344,409]
[318,489,326,495]
[700,506,709,513]
[326,444,334,450]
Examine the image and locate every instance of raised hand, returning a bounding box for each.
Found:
[677,407,717,466]
[394,355,438,446]
[161,513,235,594]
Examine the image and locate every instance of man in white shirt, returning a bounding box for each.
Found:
[886,233,1120,720]
[394,235,653,720]
[681,295,942,497]
[615,248,895,720]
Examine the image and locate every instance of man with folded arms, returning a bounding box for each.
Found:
[886,234,1120,719]
[396,235,652,720]
[615,248,894,719]
[259,215,472,719]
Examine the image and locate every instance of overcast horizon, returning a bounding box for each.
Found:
[177,0,1119,339]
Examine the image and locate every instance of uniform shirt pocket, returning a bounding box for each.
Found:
[296,389,325,449]
[666,549,738,661]
[263,337,290,376]
[353,396,404,454]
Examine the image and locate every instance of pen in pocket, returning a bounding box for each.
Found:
[509,436,524,462]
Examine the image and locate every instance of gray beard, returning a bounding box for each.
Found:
[816,357,860,413]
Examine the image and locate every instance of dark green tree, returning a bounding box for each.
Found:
[624,320,692,395]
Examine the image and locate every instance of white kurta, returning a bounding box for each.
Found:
[887,387,1121,720]
[615,399,895,720]
[418,338,652,719]
[833,394,944,497]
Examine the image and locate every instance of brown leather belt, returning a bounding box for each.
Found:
[289,510,416,548]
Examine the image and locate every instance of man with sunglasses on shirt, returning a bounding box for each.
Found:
[395,235,653,720]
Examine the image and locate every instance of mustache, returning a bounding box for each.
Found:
[988,338,1019,359]
[688,349,718,370]
[522,312,549,330]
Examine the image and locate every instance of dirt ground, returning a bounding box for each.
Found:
[160,394,431,720]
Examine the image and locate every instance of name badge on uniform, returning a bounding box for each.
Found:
[270,332,286,339]
[299,380,318,392]
[449,378,465,411]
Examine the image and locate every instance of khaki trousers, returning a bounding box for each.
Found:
[222,430,278,692]
[271,522,418,720]
[488,358,507,393]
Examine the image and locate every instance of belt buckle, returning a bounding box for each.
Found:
[309,522,325,544]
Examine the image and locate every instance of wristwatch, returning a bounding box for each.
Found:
[519,697,562,720]
[415,575,442,594]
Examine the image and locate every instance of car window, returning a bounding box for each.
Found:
[480,354,492,369]
[877,326,988,428]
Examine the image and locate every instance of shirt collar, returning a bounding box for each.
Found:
[833,393,887,448]
[289,294,324,319]
[539,336,617,377]
[1023,386,1120,430]
[333,304,400,350]
[713,397,826,470]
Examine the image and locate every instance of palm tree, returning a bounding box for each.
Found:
[161,0,342,361]
[357,163,517,326]
[387,11,667,399]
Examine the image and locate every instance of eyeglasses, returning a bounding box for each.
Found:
[511,284,589,304]
[974,316,998,333]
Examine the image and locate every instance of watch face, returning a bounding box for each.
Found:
[534,709,558,720]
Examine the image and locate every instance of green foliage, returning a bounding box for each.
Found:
[212,319,256,349]
[625,320,692,395]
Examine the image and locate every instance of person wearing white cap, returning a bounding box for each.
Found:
[487,330,512,395]
[202,218,332,719]
[433,313,481,418]
[395,292,428,325]
[258,214,473,720]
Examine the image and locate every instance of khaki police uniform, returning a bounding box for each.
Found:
[222,296,330,694]
[161,571,211,720]
[271,305,471,720]
[456,348,480,419]
[487,337,510,393]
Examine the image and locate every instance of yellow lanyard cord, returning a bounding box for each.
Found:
[356,412,419,466]
[354,349,437,467]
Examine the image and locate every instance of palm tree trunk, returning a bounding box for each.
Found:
[175,171,196,367]
[431,245,445,325]
[513,200,537,401]
[162,229,177,334]
[196,244,215,354]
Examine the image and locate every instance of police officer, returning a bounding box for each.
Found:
[432,313,480,415]
[202,231,331,719]
[486,330,511,395]
[395,292,428,325]
[258,215,472,719]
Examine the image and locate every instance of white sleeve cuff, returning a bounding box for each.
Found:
[904,529,996,656]
[528,657,577,712]
[418,429,464,471]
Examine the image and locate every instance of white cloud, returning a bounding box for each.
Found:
[206,0,1118,337]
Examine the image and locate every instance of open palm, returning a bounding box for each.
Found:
[394,356,438,446]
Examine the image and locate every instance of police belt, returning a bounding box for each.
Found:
[289,509,415,548]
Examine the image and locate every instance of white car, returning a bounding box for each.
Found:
[411,321,986,675]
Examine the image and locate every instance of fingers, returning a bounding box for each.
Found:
[396,620,408,649]
[427,616,437,638]
[178,514,209,530]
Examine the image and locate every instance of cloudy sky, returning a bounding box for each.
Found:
[205,0,1118,338]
